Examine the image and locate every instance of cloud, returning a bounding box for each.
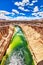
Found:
[38,12,43,17]
[33,6,39,12]
[0,13,42,21]
[14,0,38,7]
[0,10,15,17]
[14,0,38,13]
[32,13,38,16]
[0,10,10,15]
[20,13,25,15]
[14,0,29,12]
[15,2,20,6]
[18,6,29,12]
[29,3,33,6]
[11,12,15,15]
[14,16,30,21]
[32,12,43,17]
[0,13,12,20]
[22,0,29,4]
[29,0,38,6]
[0,10,15,20]
[11,16,42,21]
[12,9,19,14]
[15,2,23,6]
[32,0,37,3]
[14,0,29,6]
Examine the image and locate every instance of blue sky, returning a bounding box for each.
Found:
[0,0,43,20]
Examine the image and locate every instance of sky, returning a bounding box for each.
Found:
[0,0,43,20]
